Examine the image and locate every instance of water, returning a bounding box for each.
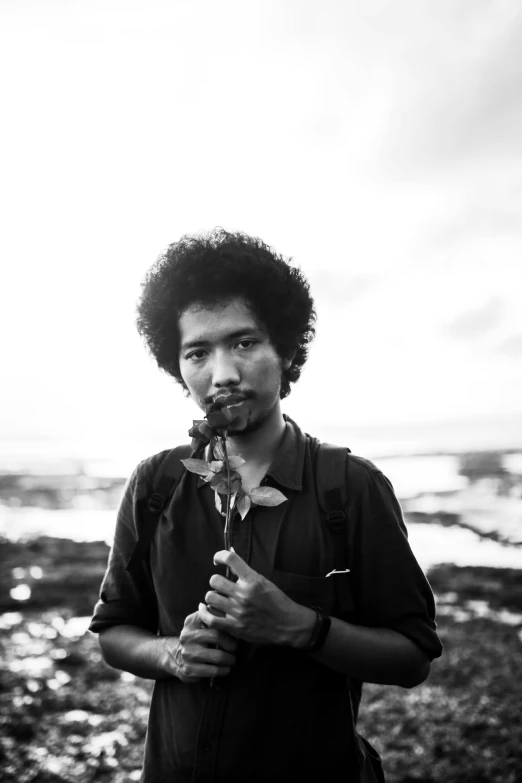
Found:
[1,499,520,572]
[407,523,521,570]
[0,507,117,545]
[1,438,521,571]
[373,454,467,497]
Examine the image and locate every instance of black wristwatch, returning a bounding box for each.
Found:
[303,607,331,653]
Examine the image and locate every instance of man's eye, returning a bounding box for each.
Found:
[187,350,206,361]
[237,339,255,349]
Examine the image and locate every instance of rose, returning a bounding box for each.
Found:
[188,420,214,449]
[205,396,250,433]
[181,442,286,523]
[188,399,249,451]
[182,400,286,535]
[181,408,287,682]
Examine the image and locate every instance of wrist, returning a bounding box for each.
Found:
[284,604,317,649]
[303,609,332,653]
[159,636,181,677]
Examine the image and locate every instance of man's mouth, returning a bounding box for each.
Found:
[212,392,250,408]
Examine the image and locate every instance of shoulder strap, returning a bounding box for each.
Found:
[315,441,364,725]
[316,442,349,517]
[315,442,353,615]
[126,444,192,575]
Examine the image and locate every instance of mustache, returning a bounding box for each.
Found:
[203,390,255,408]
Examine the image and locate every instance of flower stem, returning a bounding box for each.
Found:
[221,433,232,581]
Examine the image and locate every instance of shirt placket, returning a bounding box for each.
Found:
[228,504,253,564]
[192,682,228,783]
[192,506,254,782]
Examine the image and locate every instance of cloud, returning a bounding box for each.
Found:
[310,272,374,306]
[430,208,522,250]
[494,334,522,357]
[376,1,522,172]
[446,296,504,339]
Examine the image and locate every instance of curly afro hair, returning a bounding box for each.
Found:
[136,228,316,398]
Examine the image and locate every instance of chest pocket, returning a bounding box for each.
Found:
[270,568,338,615]
[265,441,356,620]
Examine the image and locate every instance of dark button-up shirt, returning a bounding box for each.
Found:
[90,416,442,782]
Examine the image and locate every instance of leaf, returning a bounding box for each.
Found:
[209,469,228,488]
[181,458,213,479]
[209,467,241,489]
[198,421,214,439]
[210,460,224,473]
[249,486,287,507]
[214,491,224,516]
[211,474,242,494]
[188,420,212,443]
[236,494,252,520]
[227,454,245,469]
[230,473,241,492]
[213,441,225,460]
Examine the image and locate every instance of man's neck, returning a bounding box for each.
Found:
[225,404,286,470]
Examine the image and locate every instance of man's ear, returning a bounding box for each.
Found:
[281,351,296,371]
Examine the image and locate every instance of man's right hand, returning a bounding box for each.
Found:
[164,610,237,683]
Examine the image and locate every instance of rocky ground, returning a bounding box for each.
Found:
[0,537,521,782]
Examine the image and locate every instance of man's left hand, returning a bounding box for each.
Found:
[199,550,314,647]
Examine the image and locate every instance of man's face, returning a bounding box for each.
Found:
[178,298,291,435]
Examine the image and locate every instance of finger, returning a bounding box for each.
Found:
[206,605,226,619]
[192,628,238,651]
[205,590,230,614]
[209,573,236,595]
[213,550,254,580]
[199,602,236,633]
[184,610,204,629]
[184,644,236,667]
[180,662,232,682]
[215,632,238,652]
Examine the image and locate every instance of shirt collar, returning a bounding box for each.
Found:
[197,414,306,492]
[265,414,306,491]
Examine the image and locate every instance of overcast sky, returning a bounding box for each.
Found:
[1,0,521,451]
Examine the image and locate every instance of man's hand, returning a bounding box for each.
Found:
[164,610,238,683]
[199,550,315,647]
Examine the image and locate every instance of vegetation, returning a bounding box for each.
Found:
[1,538,521,782]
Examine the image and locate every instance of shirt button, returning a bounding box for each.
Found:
[202,743,212,753]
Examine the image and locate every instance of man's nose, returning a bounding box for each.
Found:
[211,349,241,388]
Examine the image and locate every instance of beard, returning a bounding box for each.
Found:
[203,377,284,438]
[226,400,278,437]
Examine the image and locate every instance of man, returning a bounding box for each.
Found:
[90,229,442,782]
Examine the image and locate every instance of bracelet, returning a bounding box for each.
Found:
[304,607,332,653]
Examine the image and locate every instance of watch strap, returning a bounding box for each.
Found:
[304,607,332,653]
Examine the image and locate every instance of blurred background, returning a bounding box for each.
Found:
[1,1,521,781]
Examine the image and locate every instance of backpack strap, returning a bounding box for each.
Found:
[315,442,353,615]
[126,444,192,576]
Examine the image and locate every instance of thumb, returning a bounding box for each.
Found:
[213,549,255,580]
[185,610,204,628]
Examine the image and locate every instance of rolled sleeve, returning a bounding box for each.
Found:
[89,464,158,635]
[349,460,443,660]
